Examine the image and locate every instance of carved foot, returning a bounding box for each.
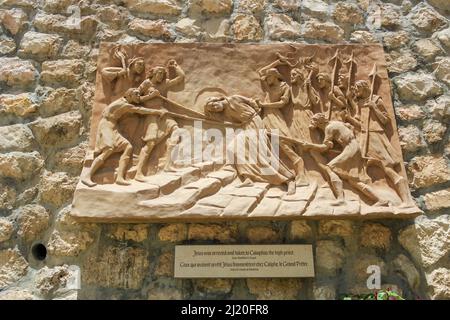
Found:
[116,178,131,186]
[287,181,296,195]
[330,198,345,206]
[373,199,389,207]
[236,178,254,188]
[81,177,97,187]
[295,177,309,187]
[399,201,415,209]
[134,174,147,183]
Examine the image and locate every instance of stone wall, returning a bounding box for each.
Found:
[0,0,448,300]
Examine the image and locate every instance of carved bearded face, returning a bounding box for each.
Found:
[355,82,370,99]
[205,97,227,113]
[338,73,348,89]
[290,69,304,84]
[316,74,329,89]
[125,89,141,104]
[132,59,145,74]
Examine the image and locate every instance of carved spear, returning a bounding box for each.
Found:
[363,63,380,158]
[327,49,341,120]
[344,50,357,115]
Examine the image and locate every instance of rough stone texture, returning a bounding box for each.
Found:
[407,155,450,189]
[109,224,148,242]
[394,72,443,102]
[266,13,301,40]
[0,0,448,301]
[232,14,263,41]
[0,152,43,181]
[0,248,28,289]
[154,251,174,277]
[188,224,237,243]
[360,223,391,250]
[246,226,280,243]
[35,265,70,297]
[17,204,50,242]
[424,188,450,212]
[398,215,449,268]
[0,218,13,243]
[315,240,345,276]
[426,268,450,299]
[247,278,301,300]
[40,60,85,88]
[0,57,37,88]
[83,246,149,289]
[18,31,62,61]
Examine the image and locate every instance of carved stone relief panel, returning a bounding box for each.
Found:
[71,43,422,222]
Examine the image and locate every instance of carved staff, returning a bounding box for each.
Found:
[163,110,239,127]
[327,49,341,120]
[363,63,380,158]
[344,51,357,115]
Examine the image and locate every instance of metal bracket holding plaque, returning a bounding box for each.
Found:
[70,43,422,222]
[174,245,314,278]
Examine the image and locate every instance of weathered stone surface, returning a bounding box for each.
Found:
[0,8,27,35]
[394,72,443,102]
[147,281,184,299]
[0,37,16,55]
[350,254,386,282]
[407,155,450,189]
[35,265,70,296]
[238,0,266,13]
[158,223,187,242]
[202,18,230,41]
[18,31,62,61]
[273,0,300,12]
[423,120,446,144]
[350,31,377,44]
[412,39,443,62]
[33,12,99,40]
[194,278,233,295]
[29,111,82,148]
[378,4,402,30]
[39,87,79,118]
[398,125,426,153]
[360,223,391,250]
[434,27,450,50]
[0,93,37,118]
[386,50,418,73]
[0,152,43,181]
[266,13,300,40]
[313,284,336,300]
[247,278,301,299]
[424,188,450,212]
[109,224,148,242]
[61,40,91,59]
[190,0,233,15]
[302,0,328,18]
[426,268,450,299]
[398,215,449,268]
[125,0,182,16]
[154,251,174,277]
[427,0,450,12]
[0,125,35,153]
[175,18,201,37]
[0,248,28,289]
[96,5,129,29]
[0,218,13,243]
[47,230,94,257]
[0,288,34,300]
[232,14,263,41]
[319,220,353,237]
[316,240,345,276]
[383,31,410,49]
[17,204,49,242]
[333,2,364,25]
[0,186,16,211]
[427,96,450,119]
[289,220,312,240]
[246,226,279,243]
[128,18,172,40]
[40,60,85,88]
[39,171,77,208]
[0,57,37,88]
[83,246,149,289]
[51,143,86,174]
[392,254,420,290]
[303,19,344,42]
[410,4,448,34]
[395,105,426,121]
[188,224,237,243]
[433,57,450,87]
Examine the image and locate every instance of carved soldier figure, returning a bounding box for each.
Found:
[82,88,167,187]
[353,80,414,207]
[205,95,296,192]
[101,46,145,100]
[257,59,308,188]
[134,59,185,181]
[303,113,388,206]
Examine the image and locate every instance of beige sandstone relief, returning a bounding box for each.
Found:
[70,43,422,222]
